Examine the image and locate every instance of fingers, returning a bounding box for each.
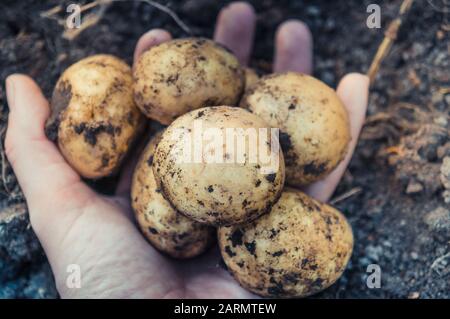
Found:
[214,2,256,65]
[133,29,172,66]
[5,75,84,210]
[5,75,50,138]
[274,20,313,74]
[304,73,370,202]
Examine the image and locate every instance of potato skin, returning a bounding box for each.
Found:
[218,188,353,298]
[131,132,215,259]
[133,38,245,125]
[244,67,259,92]
[241,72,350,187]
[49,54,145,179]
[153,106,285,226]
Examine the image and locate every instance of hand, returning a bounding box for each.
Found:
[4,2,369,298]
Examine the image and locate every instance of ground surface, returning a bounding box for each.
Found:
[0,0,449,298]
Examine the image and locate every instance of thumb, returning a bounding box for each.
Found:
[5,74,93,230]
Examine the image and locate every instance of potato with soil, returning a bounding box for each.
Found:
[218,188,353,298]
[132,132,215,259]
[133,38,245,125]
[153,106,285,226]
[47,54,145,179]
[241,72,350,187]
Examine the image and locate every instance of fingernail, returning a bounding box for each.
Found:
[5,76,16,109]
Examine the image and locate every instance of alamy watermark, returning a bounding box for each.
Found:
[170,120,281,174]
[66,264,82,289]
[66,4,81,29]
[366,4,381,29]
[366,264,381,289]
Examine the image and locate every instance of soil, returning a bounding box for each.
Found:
[1,0,449,298]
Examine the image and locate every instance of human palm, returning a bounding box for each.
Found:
[4,2,368,298]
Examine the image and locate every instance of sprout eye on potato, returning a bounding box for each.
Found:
[133,38,245,125]
[47,54,145,179]
[241,72,351,187]
[152,106,285,226]
[132,132,215,259]
[218,188,353,298]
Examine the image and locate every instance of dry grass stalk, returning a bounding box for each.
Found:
[367,0,415,84]
[330,187,363,205]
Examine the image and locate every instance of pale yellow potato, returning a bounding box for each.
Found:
[133,38,245,125]
[244,67,259,91]
[153,106,285,226]
[131,132,215,259]
[48,54,145,179]
[218,188,353,298]
[241,72,350,187]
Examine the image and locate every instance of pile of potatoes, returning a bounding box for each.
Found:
[48,37,353,298]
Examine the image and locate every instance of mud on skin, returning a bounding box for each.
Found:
[241,72,350,187]
[133,38,245,125]
[131,131,216,259]
[51,54,145,179]
[218,189,353,298]
[152,106,285,226]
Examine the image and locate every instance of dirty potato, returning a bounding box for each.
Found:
[133,38,245,125]
[241,72,350,187]
[153,106,285,226]
[132,132,215,258]
[47,54,145,179]
[218,188,353,298]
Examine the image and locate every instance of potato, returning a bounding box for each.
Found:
[47,54,145,179]
[241,72,350,187]
[218,188,353,298]
[133,38,245,125]
[244,67,259,91]
[132,132,215,258]
[153,106,285,226]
